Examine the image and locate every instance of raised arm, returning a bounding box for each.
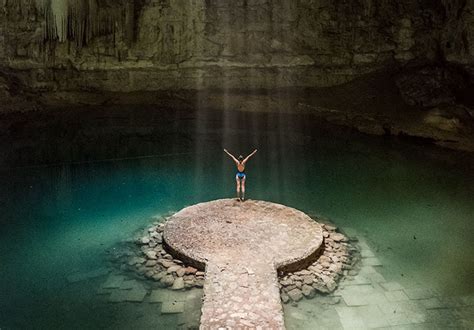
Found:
[243,149,257,164]
[224,149,239,164]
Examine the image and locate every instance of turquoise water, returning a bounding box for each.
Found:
[1,109,473,329]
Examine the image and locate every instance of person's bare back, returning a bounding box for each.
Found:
[224,148,257,201]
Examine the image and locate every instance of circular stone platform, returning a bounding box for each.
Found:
[163,199,323,329]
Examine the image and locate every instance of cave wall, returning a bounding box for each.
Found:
[0,0,473,92]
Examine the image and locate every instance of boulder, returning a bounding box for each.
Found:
[287,288,303,302]
[302,284,316,298]
[128,257,146,266]
[312,282,330,294]
[331,233,346,242]
[302,275,314,285]
[171,277,185,290]
[184,279,195,288]
[167,265,182,273]
[184,266,198,275]
[152,272,166,281]
[159,259,176,268]
[145,260,158,267]
[160,275,175,287]
[144,251,157,260]
[176,268,186,277]
[281,292,290,304]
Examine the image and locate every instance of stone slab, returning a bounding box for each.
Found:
[120,279,140,290]
[148,290,166,303]
[419,297,443,309]
[66,267,110,283]
[362,257,383,266]
[162,301,185,314]
[385,290,410,302]
[125,287,147,302]
[404,288,434,300]
[108,290,129,303]
[107,286,147,303]
[345,274,372,285]
[149,289,188,304]
[361,249,375,258]
[101,274,125,289]
[381,281,404,291]
[163,199,324,329]
[335,306,366,329]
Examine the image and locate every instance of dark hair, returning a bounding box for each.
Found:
[238,155,244,161]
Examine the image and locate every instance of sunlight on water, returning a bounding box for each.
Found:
[0,110,473,329]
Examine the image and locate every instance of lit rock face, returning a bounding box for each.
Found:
[163,199,323,329]
[0,0,473,91]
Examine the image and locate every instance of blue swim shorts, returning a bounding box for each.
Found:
[236,172,246,180]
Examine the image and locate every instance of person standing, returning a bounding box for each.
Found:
[224,149,257,201]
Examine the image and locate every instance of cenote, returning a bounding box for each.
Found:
[0,106,473,329]
[2,0,474,329]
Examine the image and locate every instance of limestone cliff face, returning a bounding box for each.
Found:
[0,0,473,92]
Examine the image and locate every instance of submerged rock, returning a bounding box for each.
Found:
[167,265,182,273]
[144,251,157,260]
[128,257,146,266]
[176,268,186,277]
[160,275,175,287]
[287,288,303,302]
[145,260,158,267]
[301,284,316,298]
[110,209,358,304]
[172,277,185,290]
[152,272,166,282]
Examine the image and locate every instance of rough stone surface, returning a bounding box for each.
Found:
[396,67,467,107]
[1,1,474,154]
[1,1,473,94]
[164,199,324,329]
[171,277,185,291]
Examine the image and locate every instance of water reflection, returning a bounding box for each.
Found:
[0,106,473,328]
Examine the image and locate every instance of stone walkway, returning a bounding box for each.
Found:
[163,199,324,329]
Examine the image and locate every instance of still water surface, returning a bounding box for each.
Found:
[0,109,473,329]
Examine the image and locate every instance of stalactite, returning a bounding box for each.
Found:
[4,0,138,49]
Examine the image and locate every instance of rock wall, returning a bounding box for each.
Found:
[0,0,473,92]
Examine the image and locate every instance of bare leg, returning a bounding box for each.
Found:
[235,178,241,200]
[241,178,246,201]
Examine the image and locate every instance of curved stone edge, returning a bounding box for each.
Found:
[162,239,206,271]
[105,202,358,300]
[277,244,324,273]
[161,199,221,269]
[273,206,324,273]
[162,199,324,274]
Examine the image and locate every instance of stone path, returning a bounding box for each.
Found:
[163,199,324,329]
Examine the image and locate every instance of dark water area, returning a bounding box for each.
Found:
[1,106,473,329]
